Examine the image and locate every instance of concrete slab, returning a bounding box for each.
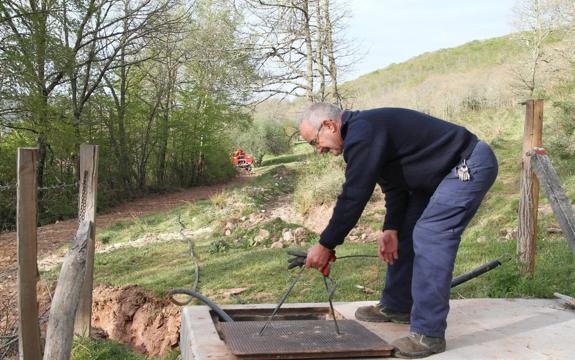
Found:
[180,299,575,360]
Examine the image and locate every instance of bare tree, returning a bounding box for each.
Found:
[242,0,356,104]
[511,0,559,98]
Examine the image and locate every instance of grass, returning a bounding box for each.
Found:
[71,337,179,360]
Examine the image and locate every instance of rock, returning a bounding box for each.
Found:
[224,229,232,236]
[240,216,247,222]
[361,233,368,240]
[500,228,518,241]
[223,287,249,299]
[293,227,307,244]
[355,285,375,295]
[271,241,284,249]
[254,229,270,243]
[282,229,293,242]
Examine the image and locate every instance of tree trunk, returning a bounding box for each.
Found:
[323,0,340,104]
[316,0,325,101]
[303,0,314,102]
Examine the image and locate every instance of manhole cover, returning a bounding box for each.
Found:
[220,320,394,359]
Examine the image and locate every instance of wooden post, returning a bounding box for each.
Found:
[517,100,544,274]
[17,148,42,360]
[44,221,92,360]
[74,145,98,337]
[531,150,575,255]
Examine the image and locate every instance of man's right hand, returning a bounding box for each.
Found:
[378,230,398,265]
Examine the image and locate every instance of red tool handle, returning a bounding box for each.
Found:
[320,250,336,276]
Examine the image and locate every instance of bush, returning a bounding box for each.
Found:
[234,120,292,166]
[208,238,231,254]
[293,154,345,214]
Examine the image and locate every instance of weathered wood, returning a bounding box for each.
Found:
[518,100,543,274]
[16,148,42,360]
[531,151,575,256]
[74,145,99,337]
[43,221,92,360]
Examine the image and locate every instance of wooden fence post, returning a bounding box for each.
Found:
[74,145,98,337]
[17,148,42,360]
[530,150,575,256]
[518,100,544,274]
[44,221,92,360]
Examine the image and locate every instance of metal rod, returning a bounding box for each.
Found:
[323,275,340,335]
[259,266,305,336]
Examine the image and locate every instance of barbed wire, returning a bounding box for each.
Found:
[0,182,78,192]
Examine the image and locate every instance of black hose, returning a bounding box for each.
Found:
[168,288,234,323]
[451,257,507,288]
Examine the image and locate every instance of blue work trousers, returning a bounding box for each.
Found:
[380,141,498,337]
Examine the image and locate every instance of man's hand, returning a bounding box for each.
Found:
[378,230,398,265]
[305,243,333,272]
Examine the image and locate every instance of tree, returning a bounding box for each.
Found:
[242,0,355,103]
[511,0,559,98]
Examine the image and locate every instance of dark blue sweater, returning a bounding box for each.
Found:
[319,108,478,250]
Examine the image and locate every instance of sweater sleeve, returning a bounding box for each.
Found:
[319,120,387,249]
[381,184,409,231]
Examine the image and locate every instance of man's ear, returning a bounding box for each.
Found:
[322,119,337,132]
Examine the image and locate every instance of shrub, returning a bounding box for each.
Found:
[293,154,345,214]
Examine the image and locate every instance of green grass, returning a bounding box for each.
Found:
[71,337,179,360]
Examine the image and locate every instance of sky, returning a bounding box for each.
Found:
[344,0,519,80]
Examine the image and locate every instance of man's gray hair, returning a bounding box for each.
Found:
[300,102,343,129]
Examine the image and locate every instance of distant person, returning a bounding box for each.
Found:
[299,103,498,358]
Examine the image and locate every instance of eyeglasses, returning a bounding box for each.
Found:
[309,123,324,147]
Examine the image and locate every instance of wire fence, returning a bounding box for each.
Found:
[0,181,80,233]
[0,182,79,192]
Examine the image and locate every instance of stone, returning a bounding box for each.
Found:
[254,229,270,243]
[224,229,232,236]
[293,227,307,244]
[271,241,284,249]
[282,229,293,242]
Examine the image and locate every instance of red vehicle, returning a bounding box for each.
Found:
[232,149,254,173]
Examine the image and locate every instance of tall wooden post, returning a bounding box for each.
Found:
[518,100,544,274]
[74,145,98,337]
[17,148,42,360]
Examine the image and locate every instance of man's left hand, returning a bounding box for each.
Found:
[305,243,333,272]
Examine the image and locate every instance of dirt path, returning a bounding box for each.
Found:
[0,177,249,334]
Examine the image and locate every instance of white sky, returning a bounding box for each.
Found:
[344,0,518,80]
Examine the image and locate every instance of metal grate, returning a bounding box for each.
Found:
[220,320,394,359]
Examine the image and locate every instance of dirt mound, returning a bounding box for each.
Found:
[92,284,180,357]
